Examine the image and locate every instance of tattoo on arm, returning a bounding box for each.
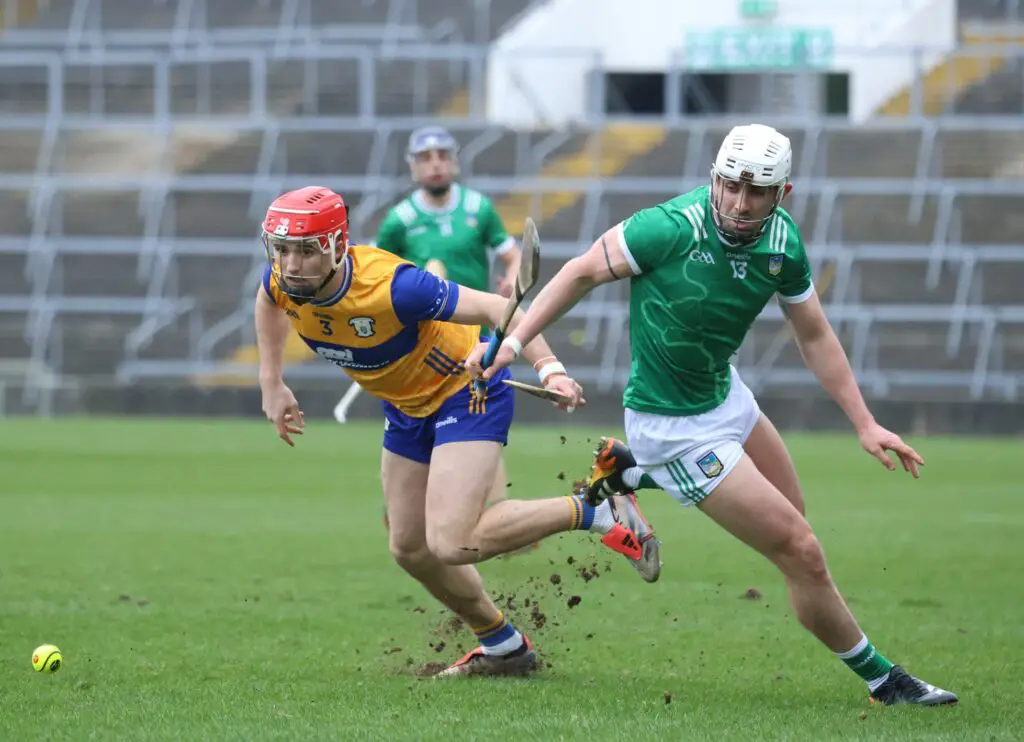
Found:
[602,235,622,280]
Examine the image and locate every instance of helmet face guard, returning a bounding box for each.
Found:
[261,187,349,304]
[262,231,346,304]
[709,168,787,244]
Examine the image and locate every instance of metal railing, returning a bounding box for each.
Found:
[98,240,1024,404]
[2,42,1024,408]
[6,165,1024,397]
[0,0,549,49]
[7,145,1024,316]
[9,42,1024,126]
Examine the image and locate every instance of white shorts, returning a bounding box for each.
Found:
[624,366,761,507]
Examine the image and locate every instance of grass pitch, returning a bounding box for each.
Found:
[1,416,1020,741]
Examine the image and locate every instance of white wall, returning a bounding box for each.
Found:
[487,0,955,127]
[486,0,598,129]
[836,1,957,118]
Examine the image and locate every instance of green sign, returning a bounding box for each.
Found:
[684,27,835,70]
[739,0,778,19]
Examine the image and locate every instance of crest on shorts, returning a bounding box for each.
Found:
[696,451,724,479]
[768,254,784,276]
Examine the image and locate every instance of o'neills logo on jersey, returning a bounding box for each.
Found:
[690,250,716,265]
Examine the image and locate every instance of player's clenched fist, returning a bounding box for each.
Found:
[261,382,304,447]
[465,340,516,381]
[465,340,586,412]
[542,373,587,412]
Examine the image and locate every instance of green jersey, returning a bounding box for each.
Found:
[620,185,814,416]
[374,183,514,292]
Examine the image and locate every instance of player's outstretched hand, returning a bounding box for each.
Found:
[546,373,587,413]
[465,341,516,381]
[262,382,305,447]
[858,422,924,478]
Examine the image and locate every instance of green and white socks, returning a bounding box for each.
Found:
[623,467,659,491]
[836,635,894,691]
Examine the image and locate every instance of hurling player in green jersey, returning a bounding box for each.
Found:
[469,124,957,706]
[378,126,521,297]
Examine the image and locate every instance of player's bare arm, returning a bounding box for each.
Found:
[254,286,288,387]
[254,287,304,446]
[784,293,923,477]
[472,226,634,379]
[448,284,555,366]
[494,242,521,298]
[453,284,584,409]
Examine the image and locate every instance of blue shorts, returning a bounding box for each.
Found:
[381,367,515,464]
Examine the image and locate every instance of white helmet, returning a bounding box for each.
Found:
[710,124,792,242]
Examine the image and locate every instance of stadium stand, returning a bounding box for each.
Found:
[1,0,1024,425]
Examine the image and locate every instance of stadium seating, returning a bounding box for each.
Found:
[2,0,1024,415]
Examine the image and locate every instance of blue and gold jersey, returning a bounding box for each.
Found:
[261,244,480,418]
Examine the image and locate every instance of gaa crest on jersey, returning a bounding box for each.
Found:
[768,255,784,276]
[349,316,376,338]
[696,451,724,479]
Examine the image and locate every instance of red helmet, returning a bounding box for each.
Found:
[262,186,349,302]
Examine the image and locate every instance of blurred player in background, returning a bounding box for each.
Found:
[256,186,659,677]
[470,124,958,704]
[334,126,525,522]
[382,125,521,295]
[333,126,520,425]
